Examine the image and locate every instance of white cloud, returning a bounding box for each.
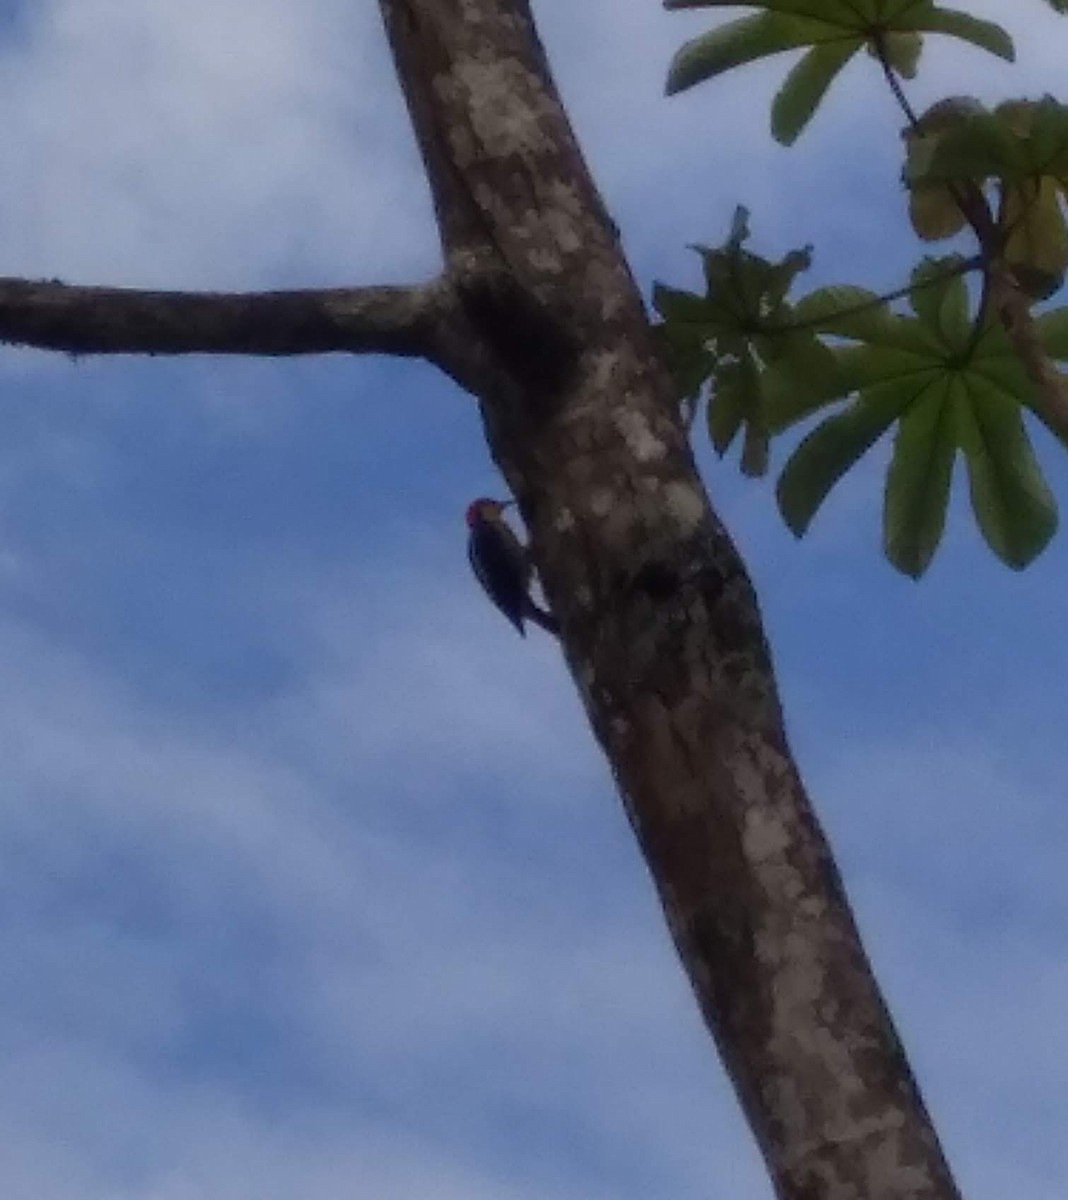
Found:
[0,571,769,1199]
[0,0,435,287]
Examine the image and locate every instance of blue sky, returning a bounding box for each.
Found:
[0,2,1066,1198]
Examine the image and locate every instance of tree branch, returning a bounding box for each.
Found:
[0,276,449,360]
[986,262,1068,446]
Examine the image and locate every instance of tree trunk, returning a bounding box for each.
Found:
[379,3,963,1199]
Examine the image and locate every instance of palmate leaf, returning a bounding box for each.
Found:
[907,257,971,349]
[907,10,1013,60]
[764,280,952,432]
[774,259,1058,575]
[656,226,1060,574]
[772,40,856,146]
[652,283,725,402]
[650,283,720,328]
[653,209,825,474]
[757,328,842,418]
[666,13,840,97]
[765,337,950,434]
[777,379,918,536]
[708,352,757,456]
[957,387,1058,567]
[693,214,813,317]
[883,377,958,577]
[968,325,1038,412]
[791,286,940,350]
[666,0,1013,143]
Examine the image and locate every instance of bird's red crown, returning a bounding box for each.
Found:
[465,497,509,527]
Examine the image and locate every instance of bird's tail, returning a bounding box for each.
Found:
[526,599,559,636]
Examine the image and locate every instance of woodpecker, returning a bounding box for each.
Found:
[465,497,557,636]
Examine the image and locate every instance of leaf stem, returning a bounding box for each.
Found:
[872,33,998,246]
[873,34,922,131]
[770,255,982,336]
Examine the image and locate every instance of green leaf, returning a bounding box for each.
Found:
[759,330,843,427]
[794,286,942,352]
[1002,177,1068,300]
[765,336,948,432]
[909,10,1014,61]
[742,424,771,477]
[906,113,1019,186]
[771,39,857,144]
[757,325,838,370]
[776,381,915,536]
[657,214,829,472]
[707,354,757,455]
[762,247,815,307]
[957,388,1058,567]
[883,377,957,577]
[793,286,884,334]
[690,234,812,323]
[968,339,1038,412]
[836,347,944,392]
[1036,307,1068,358]
[906,99,1068,192]
[652,283,718,326]
[666,3,1015,141]
[666,13,837,95]
[997,97,1068,175]
[907,257,972,351]
[908,183,969,241]
[657,329,716,402]
[762,360,841,432]
[875,31,922,78]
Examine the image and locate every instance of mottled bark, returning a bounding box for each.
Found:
[380,4,962,1200]
[0,276,446,360]
[0,2,965,1198]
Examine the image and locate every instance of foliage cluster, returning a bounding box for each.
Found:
[657,0,1068,576]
